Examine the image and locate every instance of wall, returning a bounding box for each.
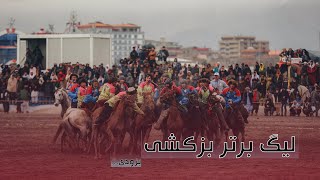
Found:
[62,38,90,65]
[93,37,111,66]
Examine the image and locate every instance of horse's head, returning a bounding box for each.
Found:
[188,93,200,107]
[54,88,66,106]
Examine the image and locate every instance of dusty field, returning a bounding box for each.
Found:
[0,106,320,180]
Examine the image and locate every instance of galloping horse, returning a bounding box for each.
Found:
[160,92,184,142]
[206,93,223,144]
[181,93,203,142]
[131,93,156,154]
[52,88,92,152]
[224,103,245,143]
[104,94,137,157]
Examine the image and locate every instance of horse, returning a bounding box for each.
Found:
[160,92,184,142]
[131,93,156,154]
[206,93,224,145]
[181,93,203,142]
[52,88,92,152]
[87,104,114,159]
[224,103,245,143]
[104,94,137,158]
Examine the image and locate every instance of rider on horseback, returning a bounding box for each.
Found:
[137,74,156,105]
[221,80,247,126]
[178,79,197,107]
[197,78,230,132]
[96,77,117,107]
[153,78,183,130]
[67,74,79,108]
[94,87,144,126]
[77,78,91,108]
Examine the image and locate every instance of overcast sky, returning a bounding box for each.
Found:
[1,0,320,50]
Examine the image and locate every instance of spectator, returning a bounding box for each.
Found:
[157,46,169,62]
[19,85,31,113]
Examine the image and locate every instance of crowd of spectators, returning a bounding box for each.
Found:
[0,47,319,115]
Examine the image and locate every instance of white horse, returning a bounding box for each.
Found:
[52,88,92,152]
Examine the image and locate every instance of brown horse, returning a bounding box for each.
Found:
[160,92,184,142]
[131,93,156,154]
[87,104,113,159]
[224,104,245,143]
[204,94,222,145]
[181,93,203,142]
[104,94,137,157]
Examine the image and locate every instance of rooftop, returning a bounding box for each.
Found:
[77,22,140,29]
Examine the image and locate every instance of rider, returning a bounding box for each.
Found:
[67,74,79,108]
[198,78,229,131]
[94,87,144,126]
[137,74,156,105]
[210,72,229,94]
[153,78,182,130]
[82,79,100,109]
[221,80,247,126]
[178,79,197,109]
[96,77,117,108]
[77,78,90,108]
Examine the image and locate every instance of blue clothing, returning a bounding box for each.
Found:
[68,88,78,103]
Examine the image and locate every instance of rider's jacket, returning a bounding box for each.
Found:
[97,83,116,101]
[67,82,79,103]
[221,87,241,108]
[83,86,100,104]
[160,85,182,106]
[137,81,155,104]
[106,91,144,115]
[178,85,197,105]
[197,85,214,104]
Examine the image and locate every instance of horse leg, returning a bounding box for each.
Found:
[144,126,152,143]
[232,129,240,145]
[60,131,66,152]
[241,128,245,142]
[105,128,115,155]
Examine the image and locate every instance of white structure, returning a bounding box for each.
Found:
[17,34,112,68]
[76,22,144,63]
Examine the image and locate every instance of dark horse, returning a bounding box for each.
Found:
[181,93,203,142]
[206,93,224,145]
[160,91,184,142]
[224,103,245,143]
[131,93,156,154]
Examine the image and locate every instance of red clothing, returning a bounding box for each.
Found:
[160,85,181,96]
[69,83,79,92]
[178,85,195,91]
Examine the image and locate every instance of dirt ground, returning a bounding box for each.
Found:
[1,106,320,180]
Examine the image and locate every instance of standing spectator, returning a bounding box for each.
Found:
[148,47,157,67]
[242,87,253,114]
[280,88,290,116]
[19,85,31,113]
[7,74,18,103]
[252,87,260,115]
[130,47,139,61]
[157,46,169,62]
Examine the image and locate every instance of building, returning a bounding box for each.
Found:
[17,34,111,69]
[145,37,183,57]
[76,22,144,64]
[0,28,25,64]
[219,36,269,60]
